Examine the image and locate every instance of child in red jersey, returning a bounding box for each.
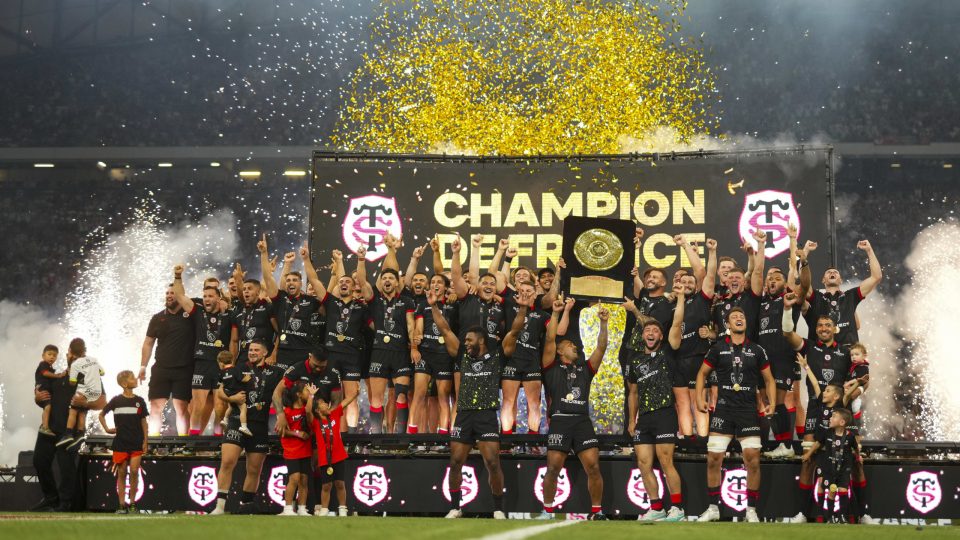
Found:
[310,391,356,516]
[279,382,314,516]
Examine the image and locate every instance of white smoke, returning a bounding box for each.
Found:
[852,290,902,439]
[0,209,239,465]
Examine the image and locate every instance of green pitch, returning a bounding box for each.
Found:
[0,515,956,540]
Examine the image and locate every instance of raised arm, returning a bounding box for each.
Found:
[469,234,483,287]
[257,234,279,298]
[798,240,816,299]
[403,243,427,289]
[490,238,509,278]
[781,292,804,350]
[542,297,564,367]
[675,235,705,285]
[541,258,564,309]
[502,288,534,357]
[427,289,459,356]
[857,240,883,297]
[796,352,821,398]
[751,229,766,296]
[632,228,644,298]
[356,246,374,302]
[557,296,574,335]
[450,233,469,299]
[382,233,402,273]
[300,242,327,299]
[587,307,609,372]
[668,283,685,350]
[171,264,195,313]
[786,223,799,288]
[742,241,756,286]
[496,245,516,293]
[280,251,295,283]
[429,235,445,275]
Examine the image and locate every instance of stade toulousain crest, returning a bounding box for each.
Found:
[188,465,217,507]
[627,468,665,511]
[907,471,942,514]
[534,466,571,506]
[442,465,479,506]
[721,467,748,512]
[343,195,403,262]
[268,465,288,506]
[354,464,390,506]
[738,190,800,258]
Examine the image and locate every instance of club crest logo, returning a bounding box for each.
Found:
[534,466,571,506]
[472,361,484,372]
[739,190,800,258]
[290,319,302,331]
[207,331,217,342]
[343,195,402,262]
[627,468,664,510]
[188,465,217,506]
[121,466,146,505]
[353,464,389,507]
[822,369,835,382]
[267,465,288,506]
[442,465,479,507]
[720,467,748,511]
[907,471,942,514]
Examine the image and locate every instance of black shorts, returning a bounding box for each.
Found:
[546,414,599,454]
[804,398,822,434]
[709,406,761,438]
[769,354,798,391]
[818,465,852,489]
[192,360,220,390]
[415,351,455,381]
[369,349,412,379]
[673,356,702,388]
[451,409,500,445]
[320,461,345,484]
[633,407,679,445]
[286,457,312,476]
[223,417,269,454]
[328,350,364,382]
[501,355,542,382]
[276,348,309,372]
[148,365,193,401]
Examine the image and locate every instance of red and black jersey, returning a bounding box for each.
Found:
[322,294,369,354]
[457,295,506,348]
[543,357,596,417]
[502,295,550,362]
[314,405,348,466]
[798,339,851,398]
[704,337,769,410]
[712,289,762,340]
[102,394,148,452]
[805,287,864,346]
[677,291,714,358]
[757,292,800,362]
[229,299,276,352]
[369,290,417,351]
[417,300,458,354]
[273,292,322,351]
[283,359,342,402]
[188,305,231,363]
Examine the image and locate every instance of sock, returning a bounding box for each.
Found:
[795,425,805,437]
[396,402,409,433]
[189,429,201,436]
[747,489,760,508]
[493,495,504,512]
[369,406,383,434]
[528,428,539,434]
[213,429,223,436]
[284,504,293,512]
[707,485,721,507]
[837,492,849,522]
[450,487,461,509]
[799,481,814,518]
[438,428,449,435]
[407,424,418,434]
[650,499,663,511]
[670,492,683,505]
[591,505,602,514]
[543,503,554,513]
[241,491,255,504]
[501,428,513,436]
[852,479,868,517]
[216,490,228,512]
[774,404,790,440]
[787,407,797,438]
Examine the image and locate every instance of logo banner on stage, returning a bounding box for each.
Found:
[310,150,834,277]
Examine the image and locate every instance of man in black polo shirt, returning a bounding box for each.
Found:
[695,307,776,523]
[538,299,610,521]
[140,274,196,436]
[804,239,882,347]
[30,354,82,512]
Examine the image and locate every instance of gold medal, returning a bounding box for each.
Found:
[565,393,574,400]
[280,333,287,342]
[383,335,391,343]
[214,340,223,348]
[438,336,445,344]
[733,383,741,392]
[327,466,334,475]
[337,334,345,342]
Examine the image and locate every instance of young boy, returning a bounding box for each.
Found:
[801,408,859,523]
[36,344,65,436]
[99,370,148,514]
[845,342,872,523]
[212,351,235,436]
[309,391,356,517]
[218,351,253,436]
[57,338,106,450]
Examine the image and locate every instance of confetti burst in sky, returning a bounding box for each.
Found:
[332,0,718,154]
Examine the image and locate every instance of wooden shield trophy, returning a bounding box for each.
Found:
[560,216,634,302]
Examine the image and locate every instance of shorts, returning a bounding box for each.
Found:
[633,407,679,445]
[223,417,269,454]
[415,351,454,381]
[276,348,309,372]
[192,360,220,390]
[450,410,500,445]
[804,399,822,434]
[286,457,313,476]
[369,349,412,379]
[818,464,852,489]
[769,354,798,391]
[320,461,345,484]
[328,350,364,382]
[501,355,542,382]
[148,365,193,401]
[546,414,599,454]
[708,406,761,437]
[673,356,701,388]
[112,450,144,464]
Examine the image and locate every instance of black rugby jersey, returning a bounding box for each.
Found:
[369,290,417,351]
[703,336,769,410]
[628,345,676,415]
[799,339,851,398]
[805,287,863,346]
[322,294,369,354]
[543,357,595,416]
[273,292,322,351]
[457,351,501,411]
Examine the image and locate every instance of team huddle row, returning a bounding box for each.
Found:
[81,225,881,521]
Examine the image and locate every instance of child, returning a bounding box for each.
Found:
[310,391,357,517]
[35,344,65,436]
[98,370,148,514]
[801,408,859,523]
[218,351,253,436]
[212,351,235,436]
[796,355,859,440]
[845,342,872,523]
[279,382,314,516]
[57,338,106,450]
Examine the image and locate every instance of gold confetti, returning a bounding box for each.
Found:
[727,179,744,195]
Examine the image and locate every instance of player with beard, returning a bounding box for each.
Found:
[170,265,232,436]
[365,267,418,433]
[409,273,457,434]
[229,236,280,364]
[696,307,776,523]
[210,339,285,515]
[804,240,882,347]
[536,299,610,520]
[628,281,687,521]
[269,243,326,372]
[140,280,195,436]
[431,288,525,520]
[782,293,853,523]
[450,234,506,367]
[500,280,549,436]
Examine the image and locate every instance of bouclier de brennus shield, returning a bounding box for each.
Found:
[738,190,800,258]
[343,195,403,262]
[354,464,389,507]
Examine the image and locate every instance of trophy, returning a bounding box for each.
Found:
[560,216,635,302]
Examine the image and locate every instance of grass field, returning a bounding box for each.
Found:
[0,515,957,540]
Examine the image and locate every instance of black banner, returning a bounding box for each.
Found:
[309,149,834,278]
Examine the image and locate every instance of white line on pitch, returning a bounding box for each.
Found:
[474,519,580,540]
